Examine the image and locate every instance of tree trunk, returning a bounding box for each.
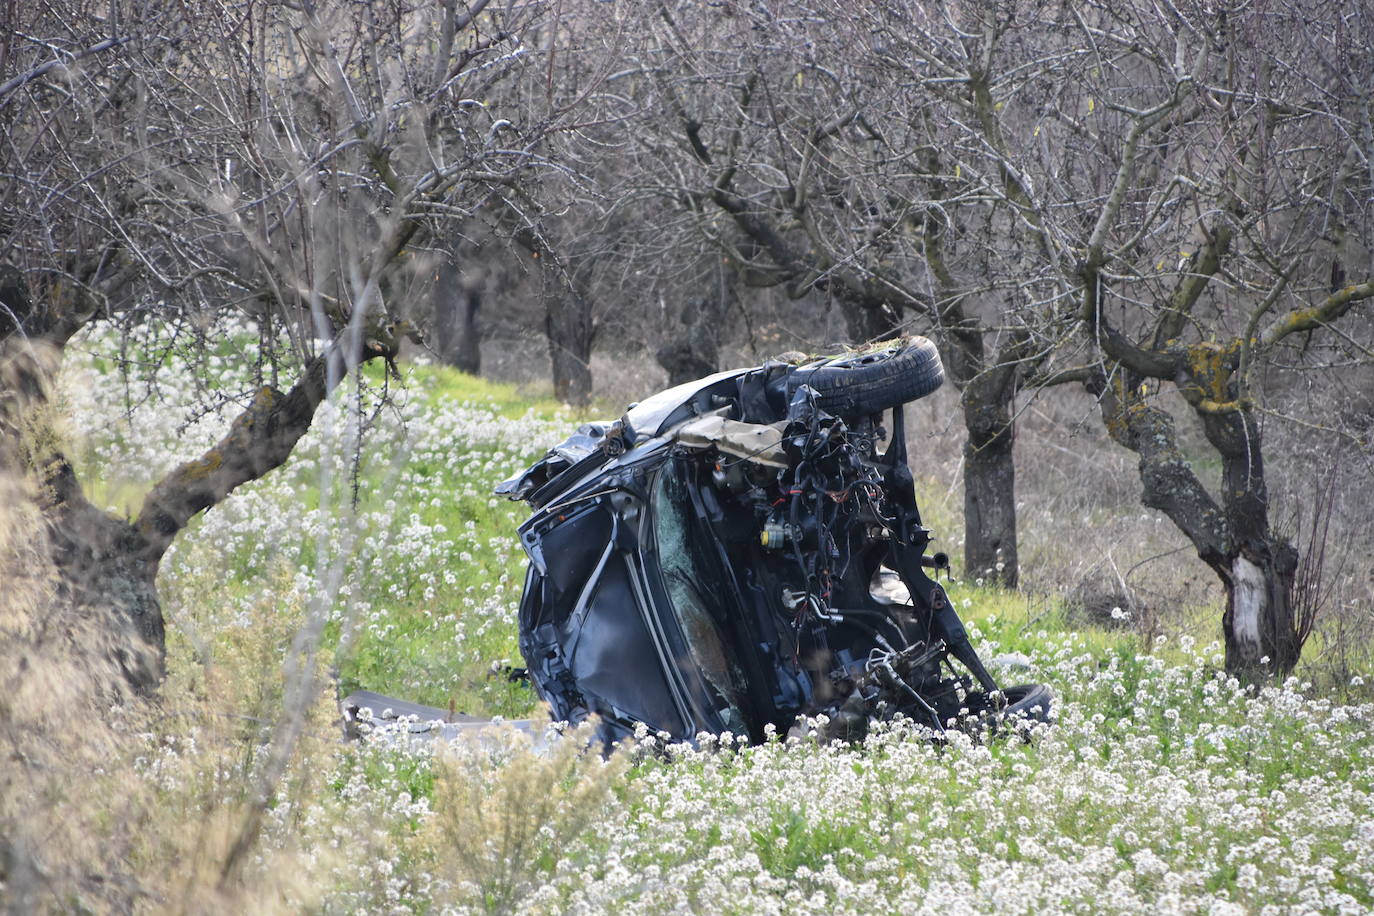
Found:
[1088,365,1305,678]
[1197,393,1304,678]
[961,382,1018,588]
[431,254,482,375]
[41,458,166,692]
[656,306,720,385]
[545,287,593,407]
[3,313,380,694]
[511,225,595,407]
[657,268,734,385]
[3,337,164,693]
[836,292,898,345]
[940,325,1021,589]
[1223,541,1301,678]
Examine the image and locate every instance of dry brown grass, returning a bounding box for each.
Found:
[0,337,307,910]
[0,472,123,909]
[419,723,629,915]
[0,465,346,913]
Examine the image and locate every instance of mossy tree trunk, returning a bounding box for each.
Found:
[1058,23,1373,674]
[42,458,167,692]
[1087,362,1304,679]
[1,274,165,693]
[1078,233,1372,677]
[1,0,598,728]
[1,273,391,692]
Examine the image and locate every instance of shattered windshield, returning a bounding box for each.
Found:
[651,465,751,735]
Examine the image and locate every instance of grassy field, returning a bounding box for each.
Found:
[15,327,1374,913]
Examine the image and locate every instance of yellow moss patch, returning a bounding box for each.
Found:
[1184,340,1241,404]
[1103,373,1153,441]
[179,450,223,482]
[1267,306,1321,341]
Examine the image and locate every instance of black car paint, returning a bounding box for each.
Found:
[500,353,1036,746]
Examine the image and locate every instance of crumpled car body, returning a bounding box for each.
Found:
[498,339,1052,746]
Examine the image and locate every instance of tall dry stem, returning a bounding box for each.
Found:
[422,725,628,914]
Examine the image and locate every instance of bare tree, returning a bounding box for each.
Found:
[612,0,1373,667]
[1072,2,1371,678]
[898,0,1373,676]
[0,0,582,690]
[612,1,1088,587]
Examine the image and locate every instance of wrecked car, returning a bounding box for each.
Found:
[497,338,1052,746]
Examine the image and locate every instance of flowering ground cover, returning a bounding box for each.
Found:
[52,326,1374,913]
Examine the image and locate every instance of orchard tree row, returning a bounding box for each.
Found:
[2,0,1370,684]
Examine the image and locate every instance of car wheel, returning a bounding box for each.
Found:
[997,682,1054,736]
[794,337,944,416]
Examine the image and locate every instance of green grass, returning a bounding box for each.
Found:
[320,369,582,712]
[70,354,585,719]
[72,353,1153,718]
[48,338,1374,914]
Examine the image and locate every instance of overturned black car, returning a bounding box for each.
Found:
[498,338,1051,746]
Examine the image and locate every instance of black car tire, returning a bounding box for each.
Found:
[795,337,944,416]
[998,683,1054,735]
